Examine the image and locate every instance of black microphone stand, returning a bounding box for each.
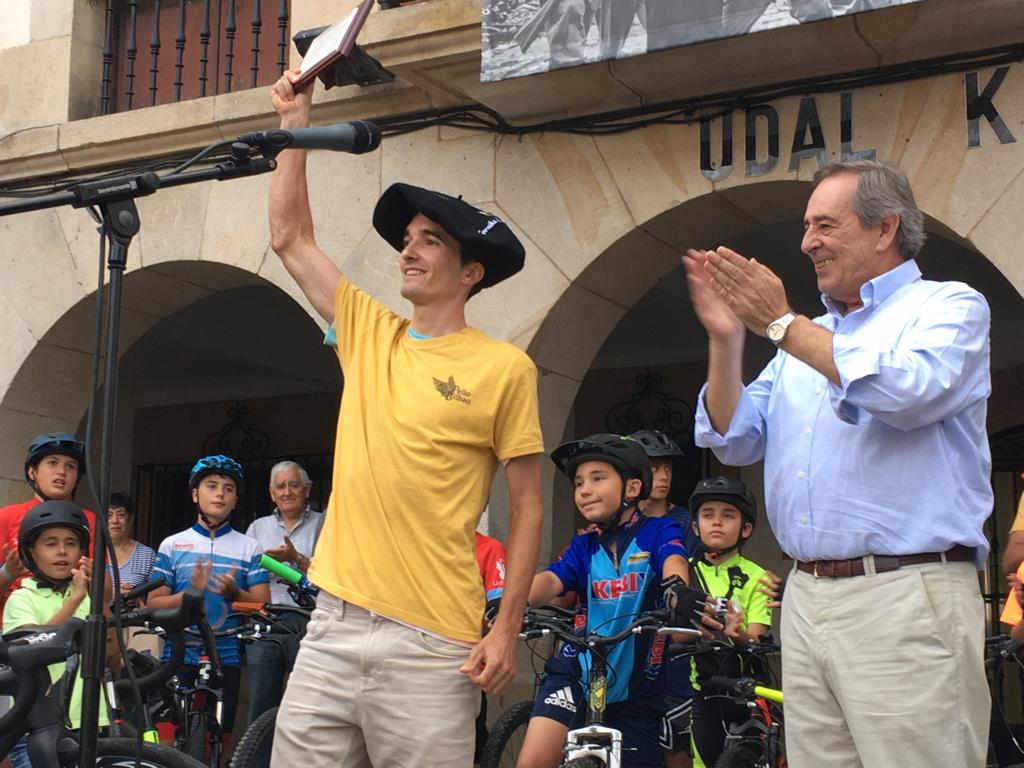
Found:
[0,140,277,767]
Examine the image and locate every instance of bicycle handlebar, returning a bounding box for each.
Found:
[2,588,206,734]
[519,608,699,651]
[260,554,303,585]
[230,601,312,619]
[0,619,83,736]
[705,675,784,704]
[112,587,205,698]
[120,575,166,604]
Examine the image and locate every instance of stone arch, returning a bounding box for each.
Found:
[0,260,332,504]
[521,179,1024,560]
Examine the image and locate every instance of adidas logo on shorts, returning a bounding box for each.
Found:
[543,686,577,713]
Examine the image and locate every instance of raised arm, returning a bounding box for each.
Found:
[268,69,343,324]
[684,249,746,434]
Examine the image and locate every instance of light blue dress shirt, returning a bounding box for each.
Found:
[695,260,993,567]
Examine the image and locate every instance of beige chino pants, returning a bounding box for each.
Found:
[272,592,478,767]
[781,559,989,768]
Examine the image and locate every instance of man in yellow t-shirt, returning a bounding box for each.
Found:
[1000,488,1024,577]
[267,70,544,768]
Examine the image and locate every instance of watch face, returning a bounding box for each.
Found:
[767,323,784,342]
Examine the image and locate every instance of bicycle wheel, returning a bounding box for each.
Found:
[714,742,769,768]
[562,757,605,768]
[90,737,208,767]
[184,710,208,763]
[479,700,532,768]
[229,706,278,768]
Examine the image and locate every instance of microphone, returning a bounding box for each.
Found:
[238,120,382,154]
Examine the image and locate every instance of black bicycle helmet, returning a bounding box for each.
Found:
[688,476,758,528]
[24,432,87,480]
[630,429,685,460]
[23,432,87,501]
[189,454,244,494]
[551,433,653,502]
[18,500,91,581]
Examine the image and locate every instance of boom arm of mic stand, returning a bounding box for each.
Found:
[0,140,278,768]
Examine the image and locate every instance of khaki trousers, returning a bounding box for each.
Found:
[272,592,478,767]
[781,559,989,768]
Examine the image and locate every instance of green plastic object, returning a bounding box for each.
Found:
[260,554,302,585]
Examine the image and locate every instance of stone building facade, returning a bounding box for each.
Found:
[1,0,1023,640]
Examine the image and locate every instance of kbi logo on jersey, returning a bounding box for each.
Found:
[590,571,647,601]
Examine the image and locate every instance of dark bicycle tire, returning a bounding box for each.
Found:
[479,700,533,768]
[86,737,208,767]
[228,706,278,768]
[183,710,208,763]
[714,742,770,768]
[562,757,606,768]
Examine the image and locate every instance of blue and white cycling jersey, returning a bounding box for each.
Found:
[547,512,687,705]
[153,523,269,667]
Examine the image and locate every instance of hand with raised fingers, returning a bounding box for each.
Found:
[683,249,745,343]
[265,536,300,565]
[1,542,25,582]
[723,599,745,641]
[71,556,93,599]
[703,247,792,335]
[211,568,241,603]
[190,559,213,592]
[757,570,784,609]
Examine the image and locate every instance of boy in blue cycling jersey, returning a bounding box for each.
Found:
[148,455,270,745]
[516,434,698,768]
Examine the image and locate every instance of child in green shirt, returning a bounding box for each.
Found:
[3,500,110,768]
[686,477,772,768]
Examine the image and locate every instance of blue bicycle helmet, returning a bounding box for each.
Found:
[189,455,245,494]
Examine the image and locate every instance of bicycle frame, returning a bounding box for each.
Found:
[708,675,785,767]
[565,649,623,768]
[518,607,698,768]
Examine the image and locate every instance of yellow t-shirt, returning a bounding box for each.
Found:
[1010,492,1024,532]
[308,276,544,642]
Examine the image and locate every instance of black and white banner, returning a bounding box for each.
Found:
[481,0,923,83]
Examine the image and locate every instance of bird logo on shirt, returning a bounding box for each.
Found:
[432,375,471,405]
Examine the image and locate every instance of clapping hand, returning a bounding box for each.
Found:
[210,567,241,603]
[1,542,25,582]
[756,570,784,609]
[71,556,93,599]
[265,536,300,565]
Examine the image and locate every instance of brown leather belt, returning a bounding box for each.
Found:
[795,544,974,578]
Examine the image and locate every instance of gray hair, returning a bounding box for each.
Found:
[812,160,926,260]
[269,460,312,488]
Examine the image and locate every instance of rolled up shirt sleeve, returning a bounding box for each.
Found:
[828,285,991,431]
[694,354,781,466]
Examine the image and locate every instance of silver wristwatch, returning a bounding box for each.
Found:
[766,312,797,345]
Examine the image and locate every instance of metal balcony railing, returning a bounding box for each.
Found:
[100,0,291,115]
